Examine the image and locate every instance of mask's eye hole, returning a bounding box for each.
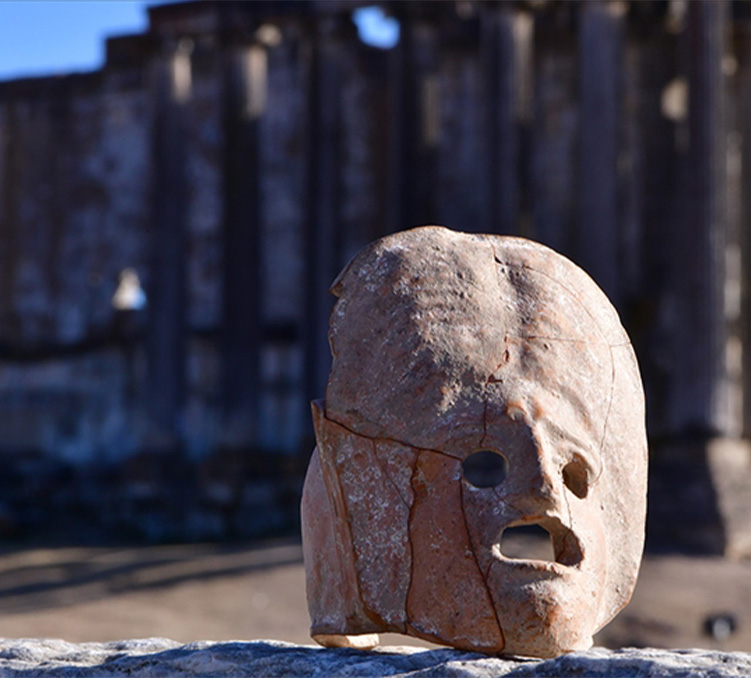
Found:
[462,450,508,488]
[562,456,590,499]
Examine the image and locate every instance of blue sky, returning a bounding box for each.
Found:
[0,2,153,80]
[0,1,399,82]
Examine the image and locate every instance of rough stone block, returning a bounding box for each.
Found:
[0,639,750,677]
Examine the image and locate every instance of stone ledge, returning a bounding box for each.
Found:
[1,639,750,677]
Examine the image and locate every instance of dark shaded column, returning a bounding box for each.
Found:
[48,82,72,329]
[576,0,625,305]
[672,0,729,434]
[648,0,751,558]
[221,39,265,442]
[304,17,343,405]
[0,102,21,345]
[147,42,191,445]
[480,4,532,236]
[739,9,751,439]
[530,12,577,257]
[623,23,680,437]
[387,12,439,232]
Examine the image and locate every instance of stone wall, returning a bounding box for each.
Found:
[0,1,750,548]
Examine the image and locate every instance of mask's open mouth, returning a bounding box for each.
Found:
[498,520,583,567]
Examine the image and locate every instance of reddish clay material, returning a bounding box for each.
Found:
[300,226,648,658]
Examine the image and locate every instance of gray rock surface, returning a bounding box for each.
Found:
[1,639,750,677]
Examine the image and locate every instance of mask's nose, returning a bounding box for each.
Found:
[513,437,566,519]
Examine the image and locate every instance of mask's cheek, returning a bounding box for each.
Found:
[407,450,505,653]
[312,408,416,631]
[301,447,377,636]
[461,481,521,575]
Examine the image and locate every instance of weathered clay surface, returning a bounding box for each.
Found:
[406,450,503,653]
[1,639,750,677]
[301,226,648,658]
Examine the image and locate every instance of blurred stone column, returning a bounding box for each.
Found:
[147,41,192,448]
[480,3,532,236]
[530,7,577,258]
[736,6,751,440]
[577,0,625,306]
[672,0,731,435]
[221,33,267,448]
[387,9,439,231]
[651,0,751,558]
[0,102,21,344]
[304,16,344,405]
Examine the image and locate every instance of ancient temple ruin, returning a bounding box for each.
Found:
[0,0,749,548]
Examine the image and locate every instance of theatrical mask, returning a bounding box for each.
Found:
[301,226,647,658]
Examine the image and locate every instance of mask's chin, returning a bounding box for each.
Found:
[489,564,596,656]
[485,521,603,658]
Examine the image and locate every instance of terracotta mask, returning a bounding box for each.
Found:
[301,226,647,658]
